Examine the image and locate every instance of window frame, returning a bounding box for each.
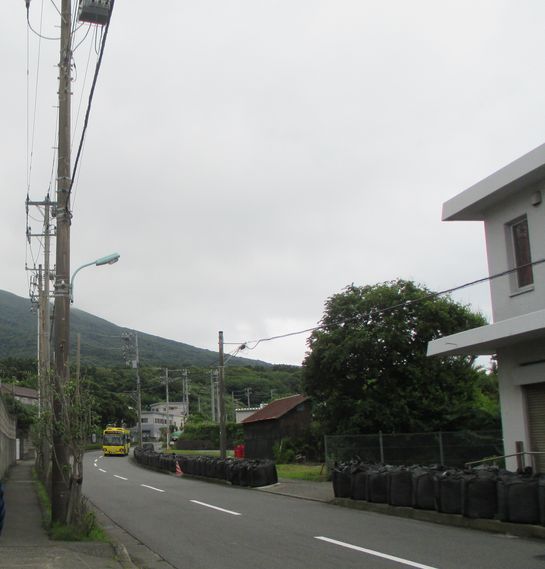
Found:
[507,215,534,292]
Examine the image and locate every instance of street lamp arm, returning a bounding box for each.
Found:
[70,253,121,303]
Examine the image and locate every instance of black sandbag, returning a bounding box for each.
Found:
[262,460,278,485]
[435,470,463,514]
[332,464,352,498]
[238,461,250,487]
[368,468,389,503]
[388,467,413,507]
[538,476,545,525]
[498,475,539,524]
[248,462,268,487]
[184,456,194,475]
[462,470,498,519]
[412,467,438,510]
[227,460,240,485]
[351,469,369,501]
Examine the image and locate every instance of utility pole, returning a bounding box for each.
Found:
[218,331,226,459]
[43,198,51,372]
[210,370,216,422]
[182,368,189,416]
[164,368,170,448]
[51,0,72,524]
[123,331,142,445]
[134,333,142,446]
[246,387,251,407]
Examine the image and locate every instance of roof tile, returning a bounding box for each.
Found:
[242,394,309,424]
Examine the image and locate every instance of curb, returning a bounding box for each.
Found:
[87,497,177,569]
[332,498,545,540]
[87,501,139,569]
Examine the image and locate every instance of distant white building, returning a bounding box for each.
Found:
[235,405,265,424]
[428,143,545,472]
[139,401,188,441]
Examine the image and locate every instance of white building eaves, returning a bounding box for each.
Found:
[427,309,545,357]
[442,143,545,221]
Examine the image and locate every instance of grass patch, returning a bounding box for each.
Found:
[276,464,328,482]
[50,513,108,542]
[33,469,107,542]
[34,473,52,527]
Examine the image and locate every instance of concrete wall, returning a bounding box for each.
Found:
[484,183,545,322]
[496,338,545,470]
[0,396,16,479]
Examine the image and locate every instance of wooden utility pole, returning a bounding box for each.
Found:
[218,331,226,459]
[52,0,72,524]
[135,333,142,446]
[165,368,170,448]
[210,370,216,422]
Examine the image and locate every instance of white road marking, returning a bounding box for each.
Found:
[94,463,97,468]
[190,500,241,516]
[114,475,128,481]
[99,468,107,473]
[314,537,440,569]
[141,484,165,493]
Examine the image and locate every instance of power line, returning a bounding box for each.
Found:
[225,258,545,349]
[68,0,115,202]
[26,2,59,41]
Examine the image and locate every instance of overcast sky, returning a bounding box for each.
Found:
[2,1,545,365]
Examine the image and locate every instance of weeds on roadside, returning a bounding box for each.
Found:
[33,469,107,541]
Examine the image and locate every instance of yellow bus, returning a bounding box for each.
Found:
[102,427,131,456]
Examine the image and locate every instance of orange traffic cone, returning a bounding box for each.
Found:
[176,461,183,477]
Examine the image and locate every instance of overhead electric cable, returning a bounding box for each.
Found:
[70,40,95,210]
[68,0,115,202]
[225,257,545,349]
[26,0,46,193]
[26,2,59,40]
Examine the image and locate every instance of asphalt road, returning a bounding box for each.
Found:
[83,451,545,569]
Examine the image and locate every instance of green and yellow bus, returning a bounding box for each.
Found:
[102,427,131,456]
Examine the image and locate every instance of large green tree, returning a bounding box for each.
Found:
[302,280,493,434]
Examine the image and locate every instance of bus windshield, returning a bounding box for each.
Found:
[103,434,124,446]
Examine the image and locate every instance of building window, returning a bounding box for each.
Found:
[511,216,533,288]
[141,418,148,423]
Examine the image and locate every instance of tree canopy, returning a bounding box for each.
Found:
[302,280,495,435]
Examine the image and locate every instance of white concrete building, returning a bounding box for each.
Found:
[140,401,188,441]
[235,405,266,424]
[428,143,545,472]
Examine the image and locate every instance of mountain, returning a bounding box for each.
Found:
[0,290,270,368]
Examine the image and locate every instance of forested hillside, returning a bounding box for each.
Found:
[0,290,269,367]
[0,357,302,427]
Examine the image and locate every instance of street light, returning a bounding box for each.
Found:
[70,252,120,302]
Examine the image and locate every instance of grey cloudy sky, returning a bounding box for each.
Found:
[2,1,545,365]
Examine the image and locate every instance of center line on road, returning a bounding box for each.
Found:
[99,468,107,473]
[314,537,440,569]
[114,475,128,480]
[141,484,165,493]
[190,500,241,516]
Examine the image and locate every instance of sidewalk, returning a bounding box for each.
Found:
[257,477,334,502]
[0,459,134,569]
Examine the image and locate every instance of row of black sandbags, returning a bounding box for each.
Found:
[133,447,277,488]
[332,462,545,525]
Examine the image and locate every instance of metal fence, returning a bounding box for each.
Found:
[324,430,503,469]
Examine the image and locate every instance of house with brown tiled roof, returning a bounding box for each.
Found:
[242,394,311,459]
[0,384,39,407]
